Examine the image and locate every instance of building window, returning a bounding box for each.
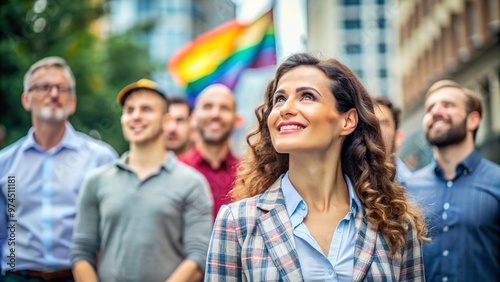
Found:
[378,18,386,28]
[378,43,387,53]
[344,19,361,29]
[379,69,388,78]
[343,0,361,5]
[345,44,362,54]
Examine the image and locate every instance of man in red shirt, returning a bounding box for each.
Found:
[179,84,242,219]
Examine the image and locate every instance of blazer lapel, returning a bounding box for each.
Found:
[352,211,377,281]
[256,179,303,281]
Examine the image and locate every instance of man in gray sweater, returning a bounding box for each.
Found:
[70,79,213,282]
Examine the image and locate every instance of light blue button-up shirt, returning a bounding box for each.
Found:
[281,172,362,282]
[0,123,117,272]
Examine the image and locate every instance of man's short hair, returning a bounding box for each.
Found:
[374,96,402,129]
[425,80,483,117]
[168,96,193,115]
[23,56,76,94]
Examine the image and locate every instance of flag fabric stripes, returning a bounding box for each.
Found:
[168,10,276,100]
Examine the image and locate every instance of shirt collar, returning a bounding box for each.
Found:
[189,146,238,168]
[433,150,482,176]
[20,122,80,153]
[115,150,177,172]
[281,171,363,219]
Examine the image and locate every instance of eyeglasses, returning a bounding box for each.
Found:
[28,84,73,95]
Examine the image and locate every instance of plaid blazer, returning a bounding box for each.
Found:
[205,179,425,281]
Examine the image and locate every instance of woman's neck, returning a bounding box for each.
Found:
[287,151,350,212]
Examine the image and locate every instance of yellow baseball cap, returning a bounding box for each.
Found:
[117,78,167,106]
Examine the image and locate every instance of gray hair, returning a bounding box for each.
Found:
[23,56,76,94]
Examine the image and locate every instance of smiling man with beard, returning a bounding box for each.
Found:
[179,84,242,220]
[406,80,500,282]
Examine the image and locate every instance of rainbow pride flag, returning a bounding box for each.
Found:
[168,10,276,101]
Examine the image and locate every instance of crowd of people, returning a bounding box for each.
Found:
[0,54,498,282]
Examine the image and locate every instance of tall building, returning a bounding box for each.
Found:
[307,0,399,102]
[107,0,235,93]
[397,0,500,167]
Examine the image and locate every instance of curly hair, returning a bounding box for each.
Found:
[231,53,428,256]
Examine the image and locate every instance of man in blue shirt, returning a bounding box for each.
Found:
[0,57,117,281]
[405,80,500,282]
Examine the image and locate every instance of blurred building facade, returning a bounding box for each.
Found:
[397,0,500,168]
[307,0,400,103]
[107,0,235,93]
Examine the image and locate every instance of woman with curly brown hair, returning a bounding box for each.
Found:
[205,53,428,281]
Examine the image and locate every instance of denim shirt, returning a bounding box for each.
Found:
[406,150,500,282]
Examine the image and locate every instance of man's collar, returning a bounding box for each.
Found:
[189,146,238,168]
[21,122,79,153]
[116,151,176,172]
[433,150,481,176]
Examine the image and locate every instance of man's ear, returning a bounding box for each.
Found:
[162,113,172,130]
[68,95,77,115]
[340,108,358,136]
[234,114,244,129]
[21,92,31,111]
[189,113,197,129]
[395,130,405,150]
[467,111,481,132]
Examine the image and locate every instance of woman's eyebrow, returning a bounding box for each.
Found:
[296,86,322,97]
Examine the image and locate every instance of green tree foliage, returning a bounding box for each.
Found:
[0,0,157,153]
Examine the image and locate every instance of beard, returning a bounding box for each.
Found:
[426,118,467,147]
[197,119,234,145]
[37,106,70,122]
[199,128,232,145]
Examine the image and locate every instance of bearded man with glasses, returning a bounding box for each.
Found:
[0,57,117,281]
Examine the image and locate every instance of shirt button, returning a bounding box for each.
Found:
[442,276,448,281]
[443,226,449,232]
[463,169,468,175]
[446,181,453,188]
[443,250,449,256]
[442,212,447,220]
[443,203,450,210]
[328,269,333,275]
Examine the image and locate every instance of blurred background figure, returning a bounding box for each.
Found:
[165,96,194,156]
[406,80,500,282]
[71,79,212,282]
[0,56,117,281]
[179,84,242,220]
[373,96,412,183]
